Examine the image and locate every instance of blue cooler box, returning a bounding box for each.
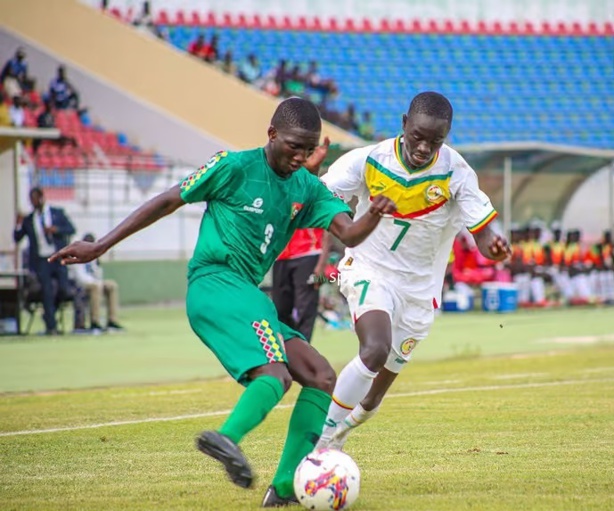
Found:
[481,283,518,313]
[442,291,475,312]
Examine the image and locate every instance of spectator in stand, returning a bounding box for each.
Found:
[544,223,570,303]
[565,229,593,305]
[132,1,157,37]
[358,111,375,140]
[203,34,219,63]
[1,48,33,99]
[37,98,55,129]
[584,230,614,304]
[13,187,76,335]
[8,95,25,127]
[48,65,81,110]
[71,233,124,333]
[216,50,238,77]
[238,54,262,85]
[0,92,11,127]
[338,103,359,133]
[304,61,337,99]
[188,34,209,60]
[274,59,289,96]
[284,64,306,96]
[32,99,55,153]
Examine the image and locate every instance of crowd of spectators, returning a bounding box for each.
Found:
[185,32,378,140]
[447,223,614,308]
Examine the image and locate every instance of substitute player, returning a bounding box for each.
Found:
[49,98,396,507]
[314,92,511,450]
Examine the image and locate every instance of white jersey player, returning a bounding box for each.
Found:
[315,92,511,450]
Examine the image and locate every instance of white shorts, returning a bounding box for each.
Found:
[337,258,435,374]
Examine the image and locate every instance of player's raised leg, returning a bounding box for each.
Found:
[316,308,392,449]
[328,368,398,450]
[262,332,336,507]
[189,271,293,489]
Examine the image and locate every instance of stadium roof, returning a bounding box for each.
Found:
[325,140,614,231]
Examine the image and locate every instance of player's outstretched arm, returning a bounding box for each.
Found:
[48,185,186,265]
[328,195,396,247]
[473,225,512,262]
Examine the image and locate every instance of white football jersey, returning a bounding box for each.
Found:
[321,136,497,303]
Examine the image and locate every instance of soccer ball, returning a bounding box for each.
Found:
[294,448,360,510]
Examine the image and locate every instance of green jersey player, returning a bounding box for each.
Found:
[49,98,396,507]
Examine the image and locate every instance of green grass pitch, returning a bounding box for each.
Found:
[1,306,613,510]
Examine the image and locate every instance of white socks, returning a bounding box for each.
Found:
[340,403,380,431]
[319,356,377,442]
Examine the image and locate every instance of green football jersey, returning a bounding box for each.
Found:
[179,148,351,285]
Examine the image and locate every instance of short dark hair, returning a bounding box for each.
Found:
[29,186,43,197]
[408,92,453,123]
[271,97,322,133]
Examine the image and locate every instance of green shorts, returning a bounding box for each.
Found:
[186,268,304,385]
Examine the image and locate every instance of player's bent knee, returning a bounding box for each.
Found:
[248,363,293,393]
[306,363,336,394]
[359,342,391,372]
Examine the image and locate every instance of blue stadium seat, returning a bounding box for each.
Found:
[165,26,614,148]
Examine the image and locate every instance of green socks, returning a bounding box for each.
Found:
[218,375,284,444]
[272,387,332,498]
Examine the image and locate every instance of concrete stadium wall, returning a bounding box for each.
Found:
[0,29,223,167]
[1,0,361,163]
[103,259,187,304]
[87,0,614,25]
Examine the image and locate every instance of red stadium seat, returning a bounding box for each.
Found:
[252,14,262,28]
[556,21,571,35]
[361,18,372,32]
[237,13,248,27]
[477,20,488,33]
[23,109,36,127]
[109,7,122,20]
[311,16,323,30]
[443,19,455,33]
[587,22,599,35]
[155,10,169,25]
[36,154,52,169]
[189,11,201,26]
[297,16,308,30]
[459,19,472,33]
[409,19,422,33]
[379,19,391,32]
[344,18,356,32]
[205,11,216,26]
[541,21,553,34]
[428,20,439,32]
[524,21,535,34]
[605,22,613,35]
[508,21,520,34]
[222,13,232,27]
[570,22,584,35]
[265,15,277,29]
[492,21,503,34]
[174,10,187,25]
[281,16,292,29]
[327,17,339,31]
[393,19,406,32]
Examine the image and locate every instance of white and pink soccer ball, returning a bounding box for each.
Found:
[294,448,361,511]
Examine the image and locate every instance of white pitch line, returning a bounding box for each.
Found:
[1,378,612,438]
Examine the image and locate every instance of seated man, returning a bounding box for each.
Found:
[70,233,124,332]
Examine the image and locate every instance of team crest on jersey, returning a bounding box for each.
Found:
[425,184,444,203]
[290,202,303,220]
[400,338,418,355]
[181,151,228,192]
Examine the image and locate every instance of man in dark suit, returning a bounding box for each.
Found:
[14,187,76,335]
